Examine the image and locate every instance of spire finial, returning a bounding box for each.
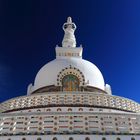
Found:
[62,17,77,48]
[67,17,72,23]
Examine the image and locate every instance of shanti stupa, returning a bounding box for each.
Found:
[0,17,140,140]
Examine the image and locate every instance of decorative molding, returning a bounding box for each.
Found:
[0,92,140,113]
[57,66,85,87]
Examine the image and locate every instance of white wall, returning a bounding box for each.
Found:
[0,135,139,140]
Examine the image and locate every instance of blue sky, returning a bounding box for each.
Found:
[0,0,140,103]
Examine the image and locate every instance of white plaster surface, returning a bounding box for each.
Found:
[33,58,105,92]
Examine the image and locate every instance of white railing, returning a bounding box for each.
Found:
[0,92,140,113]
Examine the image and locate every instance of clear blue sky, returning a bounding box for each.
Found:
[0,0,140,103]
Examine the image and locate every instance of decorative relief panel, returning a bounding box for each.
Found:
[57,66,85,89]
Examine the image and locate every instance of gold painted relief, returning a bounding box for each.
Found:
[62,74,79,91]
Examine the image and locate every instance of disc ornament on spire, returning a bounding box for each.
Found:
[62,17,77,48]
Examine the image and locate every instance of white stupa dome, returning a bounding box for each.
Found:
[33,57,105,91]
